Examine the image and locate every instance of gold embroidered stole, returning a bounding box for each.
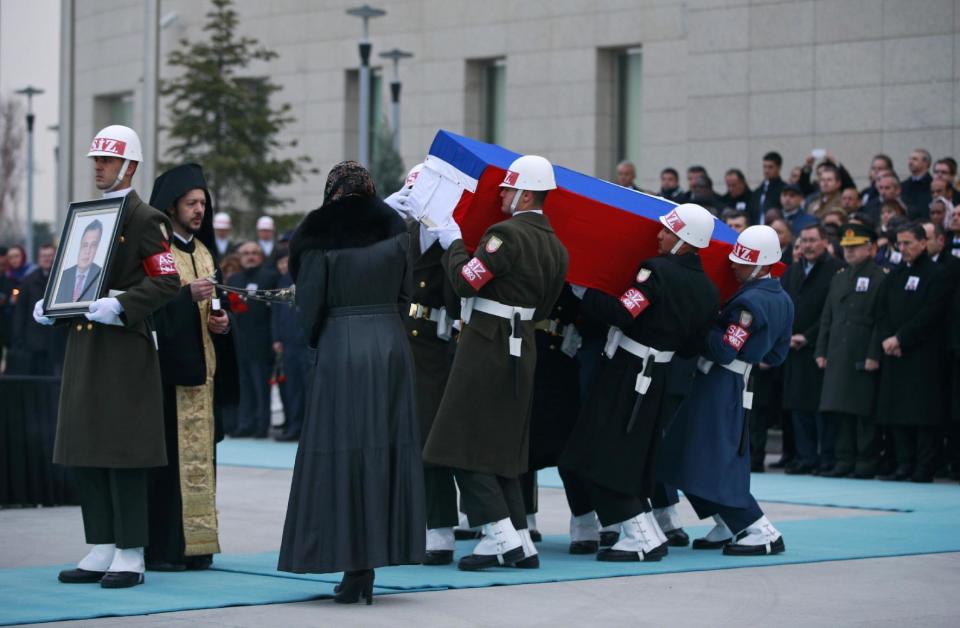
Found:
[171,239,220,556]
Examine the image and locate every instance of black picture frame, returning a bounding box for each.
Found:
[42,196,128,319]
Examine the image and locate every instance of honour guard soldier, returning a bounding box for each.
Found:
[522,284,583,541]
[659,225,794,556]
[423,155,568,571]
[815,223,886,478]
[34,125,181,587]
[875,222,949,482]
[559,203,719,562]
[386,164,463,566]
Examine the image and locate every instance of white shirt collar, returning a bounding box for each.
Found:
[174,232,194,244]
[102,187,133,199]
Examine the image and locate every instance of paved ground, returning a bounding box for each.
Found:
[2,460,958,627]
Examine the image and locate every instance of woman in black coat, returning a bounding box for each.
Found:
[278,162,425,604]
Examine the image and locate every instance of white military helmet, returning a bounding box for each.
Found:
[659,203,715,252]
[729,225,782,270]
[87,125,143,162]
[500,155,557,192]
[88,125,143,192]
[405,163,424,187]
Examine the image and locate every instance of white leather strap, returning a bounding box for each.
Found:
[464,297,536,357]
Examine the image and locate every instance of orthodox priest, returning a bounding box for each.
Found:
[145,164,238,570]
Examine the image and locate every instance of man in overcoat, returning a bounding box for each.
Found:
[33,125,180,588]
[875,222,949,482]
[423,155,568,571]
[814,223,886,478]
[781,223,843,474]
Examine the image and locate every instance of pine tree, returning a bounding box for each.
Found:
[160,0,313,230]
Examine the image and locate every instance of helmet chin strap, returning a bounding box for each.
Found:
[748,265,763,280]
[509,188,523,214]
[105,159,130,192]
[670,238,685,255]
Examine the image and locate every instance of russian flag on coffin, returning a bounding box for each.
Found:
[413,129,776,301]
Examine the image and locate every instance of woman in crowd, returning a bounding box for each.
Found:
[278,161,425,604]
[4,245,35,286]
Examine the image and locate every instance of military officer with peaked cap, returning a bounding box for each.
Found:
[815,223,886,478]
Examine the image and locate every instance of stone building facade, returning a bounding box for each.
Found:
[61,0,960,217]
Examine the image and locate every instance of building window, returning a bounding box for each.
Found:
[465,58,506,144]
[344,67,386,163]
[616,47,643,168]
[94,92,134,131]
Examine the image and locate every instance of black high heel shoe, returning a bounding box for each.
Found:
[333,569,374,605]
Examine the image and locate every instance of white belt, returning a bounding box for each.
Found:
[697,357,755,409]
[462,297,536,357]
[408,303,453,341]
[604,327,675,395]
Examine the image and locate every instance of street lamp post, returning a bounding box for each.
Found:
[378,48,413,154]
[15,86,44,262]
[346,4,386,167]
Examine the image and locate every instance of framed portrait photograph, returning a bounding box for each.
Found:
[42,196,127,318]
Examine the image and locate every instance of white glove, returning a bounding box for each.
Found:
[428,219,462,250]
[570,284,587,299]
[33,299,54,326]
[383,186,414,217]
[85,297,124,326]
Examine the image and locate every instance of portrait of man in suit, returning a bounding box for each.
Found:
[55,219,104,305]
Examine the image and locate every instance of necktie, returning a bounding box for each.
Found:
[73,271,86,301]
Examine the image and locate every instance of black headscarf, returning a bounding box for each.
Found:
[323,160,377,204]
[149,163,216,262]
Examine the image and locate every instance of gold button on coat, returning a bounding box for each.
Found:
[419,281,426,288]
[411,329,419,337]
[75,323,82,331]
[87,323,94,330]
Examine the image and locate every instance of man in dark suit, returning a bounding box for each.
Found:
[56,220,104,304]
[781,223,843,475]
[752,151,785,224]
[227,241,278,438]
[901,148,933,219]
[658,168,684,202]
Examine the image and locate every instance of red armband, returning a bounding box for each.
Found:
[461,257,494,290]
[143,251,178,277]
[722,324,751,351]
[619,287,650,318]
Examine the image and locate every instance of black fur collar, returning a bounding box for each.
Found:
[289,194,405,279]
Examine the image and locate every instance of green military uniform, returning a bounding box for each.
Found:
[423,210,568,527]
[54,189,180,548]
[814,224,887,477]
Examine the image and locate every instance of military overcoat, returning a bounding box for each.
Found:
[814,258,886,417]
[422,211,568,478]
[54,190,180,468]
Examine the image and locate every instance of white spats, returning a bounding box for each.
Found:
[646,512,668,546]
[518,528,539,559]
[570,512,601,542]
[107,547,145,574]
[426,527,455,552]
[653,504,682,532]
[77,544,115,571]
[704,515,734,542]
[472,518,522,560]
[610,515,661,555]
[731,515,781,547]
